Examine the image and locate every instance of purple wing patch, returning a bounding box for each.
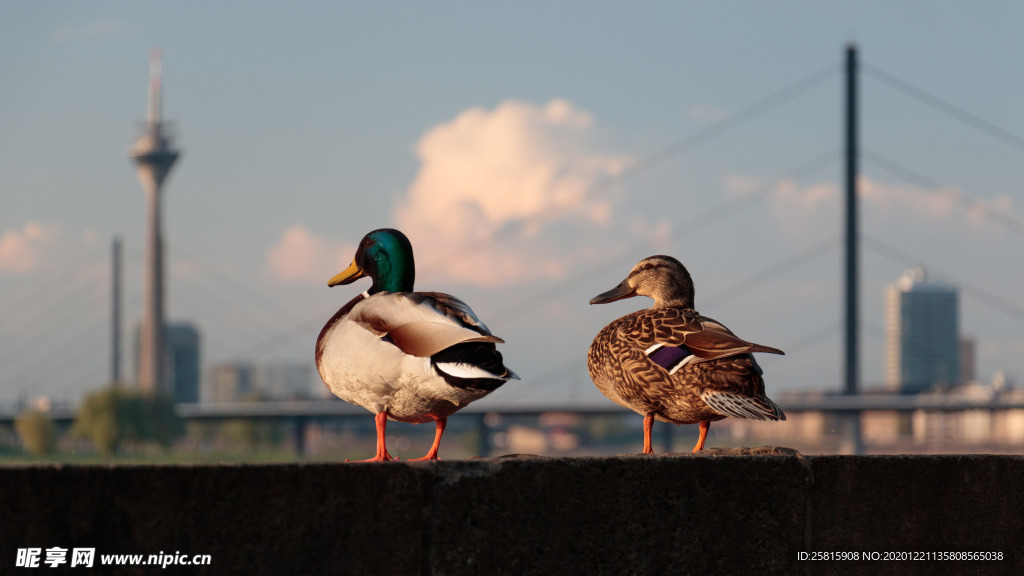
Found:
[648,344,692,372]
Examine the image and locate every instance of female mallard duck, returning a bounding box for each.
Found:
[315,228,517,461]
[587,255,785,453]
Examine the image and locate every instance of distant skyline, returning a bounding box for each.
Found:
[2,2,1023,407]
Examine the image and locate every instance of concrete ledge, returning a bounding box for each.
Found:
[2,450,1022,575]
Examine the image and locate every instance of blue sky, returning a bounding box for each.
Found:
[2,2,1023,407]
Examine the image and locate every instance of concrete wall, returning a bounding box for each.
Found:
[1,448,1022,575]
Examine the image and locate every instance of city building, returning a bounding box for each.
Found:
[726,375,1024,450]
[959,336,976,384]
[132,322,201,403]
[257,362,314,400]
[165,323,200,404]
[885,267,960,393]
[209,363,257,404]
[208,361,314,403]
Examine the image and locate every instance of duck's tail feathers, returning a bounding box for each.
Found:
[432,342,517,393]
[700,390,786,421]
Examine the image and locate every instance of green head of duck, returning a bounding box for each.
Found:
[328,228,416,294]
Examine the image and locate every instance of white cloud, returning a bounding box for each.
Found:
[0,222,62,275]
[266,225,354,284]
[962,193,1020,231]
[394,99,654,286]
[725,174,1020,242]
[51,19,124,44]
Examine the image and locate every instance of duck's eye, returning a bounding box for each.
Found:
[643,263,653,271]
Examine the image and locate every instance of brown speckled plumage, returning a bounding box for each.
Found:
[587,255,785,452]
[588,307,784,423]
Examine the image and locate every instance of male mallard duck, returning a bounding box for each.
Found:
[315,228,517,461]
[587,255,785,453]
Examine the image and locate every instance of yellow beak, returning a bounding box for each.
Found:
[327,260,365,287]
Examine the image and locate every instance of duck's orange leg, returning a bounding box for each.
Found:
[643,413,655,454]
[409,418,446,461]
[346,411,396,462]
[691,421,711,453]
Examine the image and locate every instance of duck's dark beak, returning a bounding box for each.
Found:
[589,279,637,305]
[327,260,365,287]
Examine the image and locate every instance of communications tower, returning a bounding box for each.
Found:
[128,48,180,395]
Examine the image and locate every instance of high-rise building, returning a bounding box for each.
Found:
[166,323,200,404]
[959,336,976,384]
[885,268,960,393]
[132,322,201,403]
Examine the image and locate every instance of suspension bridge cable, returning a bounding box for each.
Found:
[494,354,585,406]
[17,318,107,389]
[3,315,105,392]
[172,271,295,335]
[488,150,841,326]
[0,261,105,333]
[862,63,1024,154]
[862,149,1024,239]
[228,320,317,360]
[166,244,298,325]
[120,245,311,361]
[170,281,281,357]
[701,234,840,310]
[1,301,104,378]
[778,320,839,356]
[0,267,106,367]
